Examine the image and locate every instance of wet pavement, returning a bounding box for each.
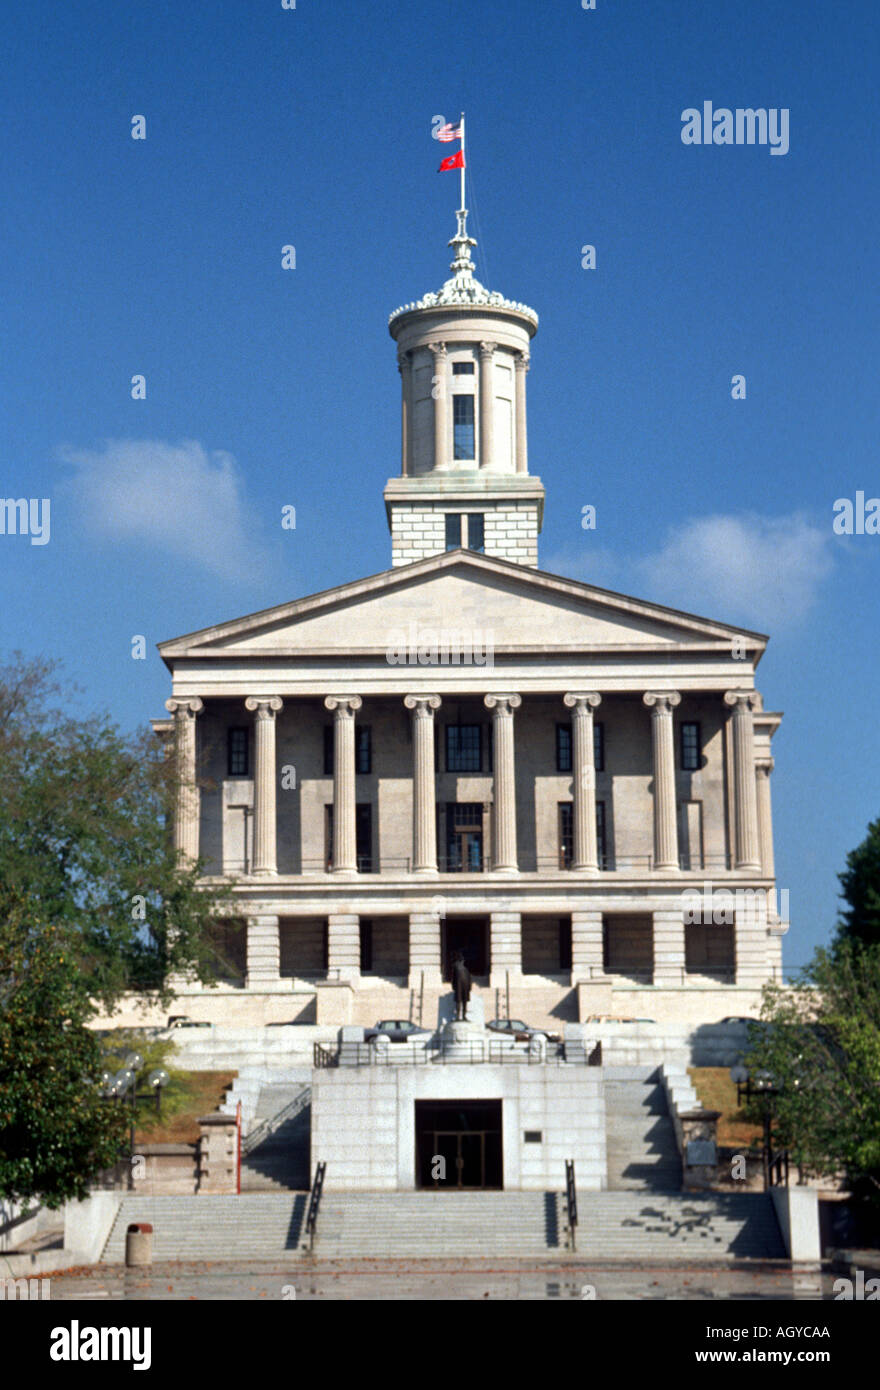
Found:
[34,1258,833,1301]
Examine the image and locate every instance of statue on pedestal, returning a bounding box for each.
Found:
[451,951,472,1021]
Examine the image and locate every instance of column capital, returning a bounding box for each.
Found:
[427,341,447,359]
[514,351,530,373]
[756,757,775,775]
[404,694,442,714]
[484,693,522,714]
[324,695,363,716]
[479,341,496,360]
[165,697,204,716]
[724,689,759,711]
[244,695,283,718]
[643,691,681,714]
[397,349,411,373]
[564,691,602,711]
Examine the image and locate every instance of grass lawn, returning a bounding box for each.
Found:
[688,1066,763,1148]
[133,1071,237,1144]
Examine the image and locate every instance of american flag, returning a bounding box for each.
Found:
[435,120,463,143]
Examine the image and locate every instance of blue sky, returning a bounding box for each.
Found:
[2,0,877,967]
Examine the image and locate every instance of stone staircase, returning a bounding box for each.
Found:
[315,1191,562,1258]
[100,1189,784,1262]
[240,1085,311,1193]
[604,1068,683,1191]
[101,1194,308,1262]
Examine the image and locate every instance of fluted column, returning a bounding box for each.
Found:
[756,758,775,878]
[564,692,602,872]
[514,351,529,474]
[404,695,441,874]
[165,697,204,862]
[397,350,412,477]
[643,692,681,871]
[244,697,283,875]
[725,691,762,870]
[479,341,495,469]
[324,696,362,873]
[484,694,521,872]
[428,342,447,468]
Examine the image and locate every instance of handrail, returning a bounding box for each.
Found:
[241,1085,310,1157]
[768,1147,790,1189]
[565,1159,578,1251]
[305,1161,326,1252]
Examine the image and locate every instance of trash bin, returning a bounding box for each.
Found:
[125,1222,153,1267]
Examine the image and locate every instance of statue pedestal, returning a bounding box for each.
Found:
[441,1017,487,1062]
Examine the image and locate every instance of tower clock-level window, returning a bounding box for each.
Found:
[453,394,475,459]
[452,361,474,375]
[228,727,249,777]
[466,513,484,552]
[680,721,701,771]
[445,513,463,550]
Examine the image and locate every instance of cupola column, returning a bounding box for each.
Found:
[514,352,530,474]
[397,350,413,477]
[479,341,496,468]
[429,342,448,468]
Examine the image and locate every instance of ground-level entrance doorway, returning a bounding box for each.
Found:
[441,915,489,979]
[415,1100,503,1189]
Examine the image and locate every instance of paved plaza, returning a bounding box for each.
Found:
[36,1258,833,1301]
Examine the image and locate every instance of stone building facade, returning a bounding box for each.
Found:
[152,207,788,1030]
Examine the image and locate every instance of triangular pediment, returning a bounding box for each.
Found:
[158,551,766,662]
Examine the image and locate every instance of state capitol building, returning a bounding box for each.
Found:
[150,202,788,1035]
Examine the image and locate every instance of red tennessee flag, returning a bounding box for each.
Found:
[438,149,465,173]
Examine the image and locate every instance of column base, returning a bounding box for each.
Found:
[412,865,439,877]
[571,863,599,875]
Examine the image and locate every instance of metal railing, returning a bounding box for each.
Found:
[241,1086,310,1157]
[768,1148,790,1189]
[314,1037,591,1067]
[564,1160,578,1251]
[305,1161,326,1253]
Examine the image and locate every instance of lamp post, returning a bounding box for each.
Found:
[730,1064,786,1190]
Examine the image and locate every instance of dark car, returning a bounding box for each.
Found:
[486,1018,561,1044]
[365,1019,433,1044]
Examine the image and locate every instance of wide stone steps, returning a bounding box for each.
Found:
[315,1192,561,1257]
[604,1079,683,1191]
[101,1190,784,1262]
[101,1195,308,1262]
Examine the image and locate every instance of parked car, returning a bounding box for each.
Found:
[365,1019,433,1044]
[486,1018,561,1044]
[166,1016,211,1029]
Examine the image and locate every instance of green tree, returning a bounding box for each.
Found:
[745,943,880,1203]
[0,653,235,1207]
[836,814,880,952]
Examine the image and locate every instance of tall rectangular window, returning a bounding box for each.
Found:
[560,802,608,868]
[356,726,372,775]
[446,724,482,772]
[323,725,334,776]
[453,395,475,459]
[594,721,605,772]
[445,513,463,550]
[356,804,373,872]
[680,721,701,771]
[556,723,572,772]
[466,513,484,552]
[227,727,249,777]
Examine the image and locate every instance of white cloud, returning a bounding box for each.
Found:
[634,513,832,628]
[544,513,832,629]
[60,438,270,581]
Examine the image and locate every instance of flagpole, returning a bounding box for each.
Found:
[460,111,466,211]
